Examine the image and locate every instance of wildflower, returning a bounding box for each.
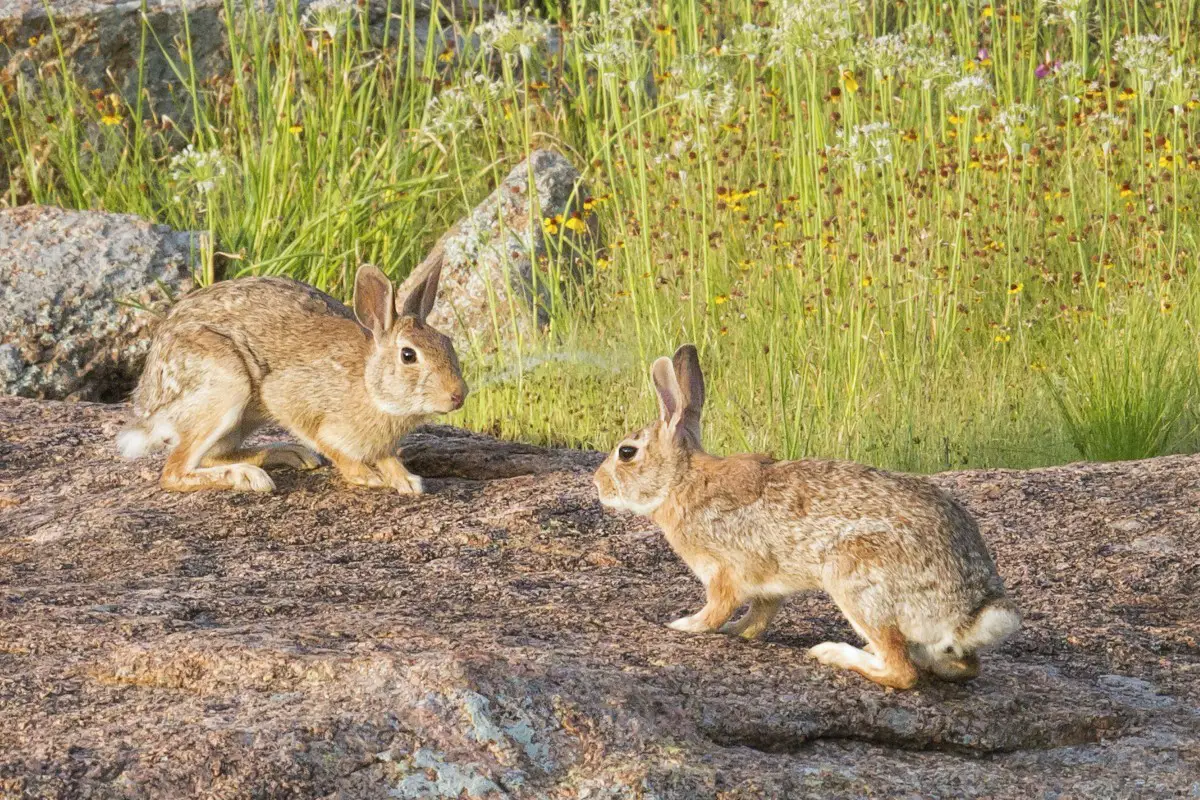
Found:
[476,10,548,62]
[542,215,563,235]
[994,333,1011,343]
[1035,59,1062,80]
[861,275,873,287]
[713,294,729,305]
[28,35,41,46]
[583,39,641,82]
[671,56,737,123]
[830,121,894,174]
[855,24,955,87]
[945,73,994,112]
[564,216,589,233]
[981,5,994,18]
[100,113,123,126]
[841,70,859,94]
[1114,34,1180,93]
[726,22,769,62]
[421,87,483,140]
[168,145,229,205]
[768,0,863,65]
[288,124,303,135]
[301,0,354,40]
[1160,298,1174,314]
[596,257,611,270]
[1048,0,1088,24]
[993,103,1036,154]
[1008,282,1023,295]
[1086,112,1124,155]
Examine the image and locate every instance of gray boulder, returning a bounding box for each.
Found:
[0,205,198,401]
[399,149,601,348]
[0,0,481,122]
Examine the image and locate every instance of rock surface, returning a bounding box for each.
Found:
[0,206,198,401]
[0,0,480,120]
[398,149,601,347]
[1,397,1199,798]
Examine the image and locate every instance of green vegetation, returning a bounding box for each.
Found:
[4,0,1199,469]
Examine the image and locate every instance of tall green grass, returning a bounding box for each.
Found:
[3,0,1199,469]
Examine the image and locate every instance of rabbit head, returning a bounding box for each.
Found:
[354,264,468,416]
[594,344,705,514]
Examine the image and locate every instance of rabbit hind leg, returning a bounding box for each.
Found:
[160,370,274,493]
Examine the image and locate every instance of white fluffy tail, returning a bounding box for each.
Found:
[957,600,1022,652]
[116,419,174,460]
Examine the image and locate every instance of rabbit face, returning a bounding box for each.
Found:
[354,263,467,418]
[365,316,468,416]
[594,421,684,514]
[595,345,706,516]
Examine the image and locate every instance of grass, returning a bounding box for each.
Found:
[3,0,1199,471]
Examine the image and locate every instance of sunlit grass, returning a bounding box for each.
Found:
[3,0,1199,470]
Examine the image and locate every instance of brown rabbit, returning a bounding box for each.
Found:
[593,345,1020,689]
[117,264,467,494]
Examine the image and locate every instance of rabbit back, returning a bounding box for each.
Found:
[664,455,1008,644]
[131,277,368,419]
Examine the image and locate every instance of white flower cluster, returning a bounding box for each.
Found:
[1085,111,1125,154]
[992,103,1036,154]
[168,145,228,201]
[831,121,894,174]
[671,56,737,122]
[583,39,642,81]
[422,87,484,140]
[1046,0,1090,25]
[1114,34,1181,92]
[300,0,355,40]
[853,24,956,87]
[768,0,864,65]
[476,9,549,62]
[944,73,994,112]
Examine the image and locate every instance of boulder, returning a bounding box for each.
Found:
[0,205,198,401]
[399,149,601,347]
[0,0,482,122]
[2,396,1198,797]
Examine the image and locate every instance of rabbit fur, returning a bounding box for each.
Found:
[593,345,1020,689]
[118,264,467,495]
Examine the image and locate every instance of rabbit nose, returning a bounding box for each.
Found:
[448,391,464,409]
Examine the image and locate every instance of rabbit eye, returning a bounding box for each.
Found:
[618,445,638,461]
[401,347,418,364]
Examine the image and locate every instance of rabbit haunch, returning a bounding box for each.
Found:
[594,345,1020,690]
[118,265,467,495]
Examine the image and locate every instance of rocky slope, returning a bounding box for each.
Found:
[1,397,1198,798]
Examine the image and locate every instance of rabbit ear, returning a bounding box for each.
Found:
[651,356,683,428]
[353,264,395,337]
[672,344,705,446]
[398,261,441,322]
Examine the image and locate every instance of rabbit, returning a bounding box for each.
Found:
[117,264,467,495]
[593,345,1020,689]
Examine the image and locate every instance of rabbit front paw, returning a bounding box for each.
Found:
[376,457,424,495]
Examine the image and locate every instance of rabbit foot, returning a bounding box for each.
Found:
[262,444,323,470]
[668,614,714,633]
[225,464,276,492]
[376,457,424,495]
